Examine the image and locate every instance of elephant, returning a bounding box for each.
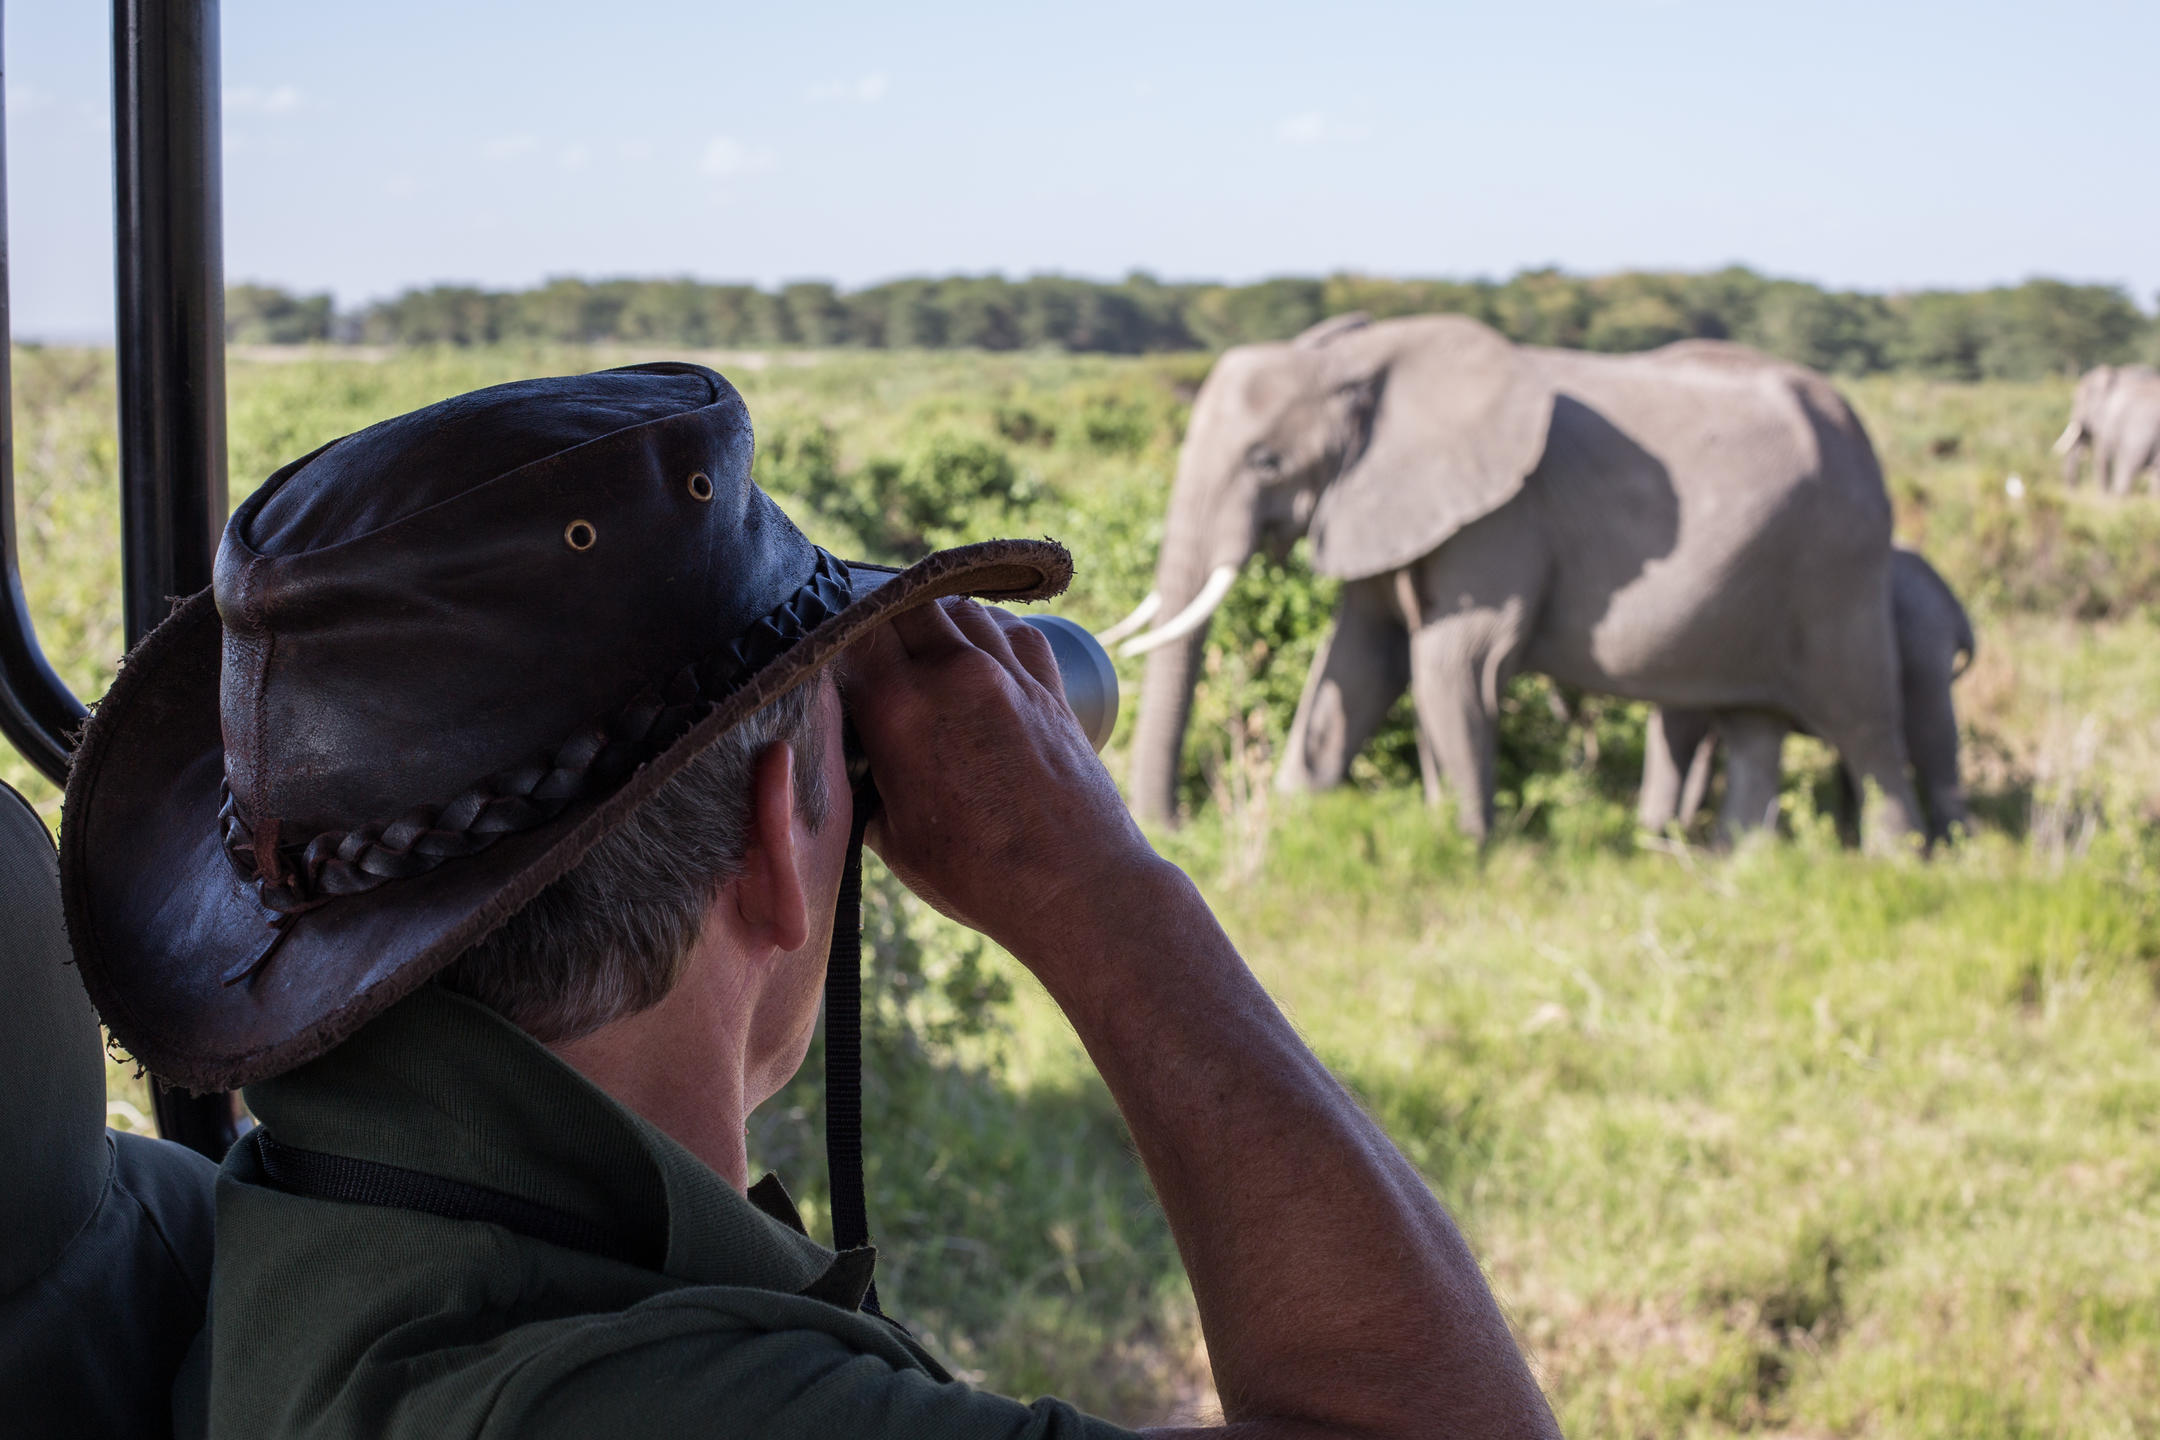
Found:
[1104,315,1925,845]
[2056,365,2160,495]
[1640,546,1975,844]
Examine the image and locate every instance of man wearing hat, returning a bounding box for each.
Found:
[62,364,1556,1438]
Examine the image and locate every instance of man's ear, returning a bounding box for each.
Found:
[734,741,811,954]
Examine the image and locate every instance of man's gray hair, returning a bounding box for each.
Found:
[440,676,834,1044]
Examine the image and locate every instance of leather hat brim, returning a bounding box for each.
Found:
[61,539,1071,1093]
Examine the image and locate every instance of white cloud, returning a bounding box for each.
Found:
[480,134,538,161]
[225,84,301,115]
[618,139,654,162]
[6,85,50,118]
[701,135,776,177]
[1277,111,1369,145]
[807,72,888,104]
[560,143,593,171]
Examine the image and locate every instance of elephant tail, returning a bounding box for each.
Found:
[1947,585,1977,681]
[1898,547,1977,681]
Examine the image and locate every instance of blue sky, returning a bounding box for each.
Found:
[8,1,2156,338]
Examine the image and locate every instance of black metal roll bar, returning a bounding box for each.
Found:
[0,16,91,781]
[115,0,230,645]
[0,0,238,1157]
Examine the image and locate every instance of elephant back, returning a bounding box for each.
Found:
[1639,339,1892,531]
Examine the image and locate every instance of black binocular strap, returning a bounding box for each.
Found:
[253,1130,659,1269]
[823,787,882,1318]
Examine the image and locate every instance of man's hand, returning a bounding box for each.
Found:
[839,597,1163,965]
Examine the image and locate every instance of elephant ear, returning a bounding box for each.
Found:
[1308,317,1553,582]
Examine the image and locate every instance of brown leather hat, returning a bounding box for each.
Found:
[60,362,1069,1092]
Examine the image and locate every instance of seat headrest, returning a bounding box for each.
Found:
[0,783,108,1298]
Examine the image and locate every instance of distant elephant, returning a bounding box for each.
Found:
[2056,365,2160,495]
[1102,316,1924,844]
[1641,547,1975,844]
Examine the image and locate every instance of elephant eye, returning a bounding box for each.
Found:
[1248,445,1281,474]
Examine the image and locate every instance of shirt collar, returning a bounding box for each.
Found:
[242,985,873,1307]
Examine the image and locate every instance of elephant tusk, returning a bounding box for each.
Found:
[2052,422,2083,456]
[1093,592,1162,646]
[1120,565,1239,657]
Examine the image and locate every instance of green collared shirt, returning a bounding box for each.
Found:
[209,986,1137,1439]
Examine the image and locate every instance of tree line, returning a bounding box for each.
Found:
[227,268,2157,381]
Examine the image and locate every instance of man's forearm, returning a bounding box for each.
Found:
[1022,858,1557,1440]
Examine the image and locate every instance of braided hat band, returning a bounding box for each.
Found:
[217,549,855,926]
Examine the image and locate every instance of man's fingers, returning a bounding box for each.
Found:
[1002,618,1064,695]
[886,594,973,660]
[840,614,906,685]
[945,599,1028,677]
[949,602,1068,703]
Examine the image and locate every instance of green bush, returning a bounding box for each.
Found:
[774,428,1042,563]
[226,283,333,344]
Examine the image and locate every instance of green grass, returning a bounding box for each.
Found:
[22,344,2159,1434]
[1207,804,2160,1438]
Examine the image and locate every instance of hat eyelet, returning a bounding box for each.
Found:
[686,471,714,502]
[563,519,597,552]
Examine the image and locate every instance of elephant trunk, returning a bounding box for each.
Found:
[1129,630,1210,824]
[1127,473,1258,824]
[2056,419,2088,486]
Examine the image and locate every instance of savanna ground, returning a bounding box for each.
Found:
[19,343,2157,1437]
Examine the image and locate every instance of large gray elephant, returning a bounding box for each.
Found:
[1641,546,1975,843]
[2056,364,2160,495]
[1106,315,1924,843]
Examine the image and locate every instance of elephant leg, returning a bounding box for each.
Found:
[1830,765,1862,850]
[1414,719,1443,808]
[2103,440,2133,496]
[1819,711,1923,851]
[1803,594,1927,848]
[1641,707,1714,831]
[1639,710,1683,830]
[1277,578,1410,795]
[1406,602,1536,843]
[1903,666,1968,843]
[1407,629,1500,841]
[1677,723,1717,826]
[1399,509,1547,842]
[1715,710,1788,842]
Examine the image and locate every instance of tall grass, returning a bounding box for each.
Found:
[22,345,2159,1433]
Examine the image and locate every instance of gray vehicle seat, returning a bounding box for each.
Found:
[0,781,217,1440]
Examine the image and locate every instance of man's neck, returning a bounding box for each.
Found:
[549,932,760,1190]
